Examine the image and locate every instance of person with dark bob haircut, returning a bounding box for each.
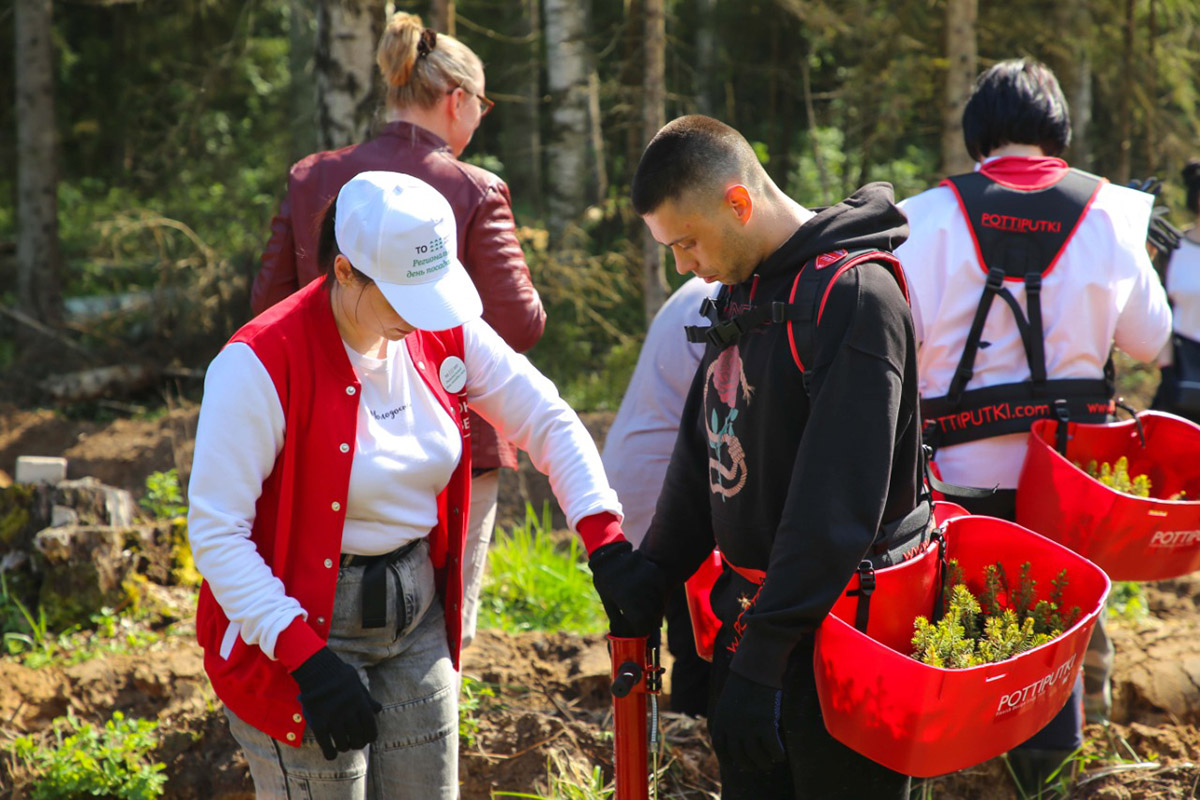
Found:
[897,58,1171,794]
[594,114,927,798]
[961,58,1072,162]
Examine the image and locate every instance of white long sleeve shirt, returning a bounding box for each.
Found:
[188,316,619,658]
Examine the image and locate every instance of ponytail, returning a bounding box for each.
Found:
[376,12,481,111]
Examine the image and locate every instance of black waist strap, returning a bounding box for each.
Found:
[846,500,934,633]
[921,379,1113,449]
[341,539,424,629]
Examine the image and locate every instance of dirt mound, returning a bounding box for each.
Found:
[5,404,1200,798]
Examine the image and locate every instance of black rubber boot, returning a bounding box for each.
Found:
[1008,748,1075,798]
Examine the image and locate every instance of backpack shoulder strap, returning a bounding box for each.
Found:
[787,249,907,372]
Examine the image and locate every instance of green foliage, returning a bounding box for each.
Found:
[140,469,188,520]
[1080,457,1153,498]
[1107,581,1149,622]
[13,711,166,800]
[493,752,613,800]
[459,675,498,749]
[478,503,606,634]
[1,577,61,669]
[911,560,1081,668]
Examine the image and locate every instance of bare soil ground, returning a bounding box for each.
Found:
[3,404,1200,799]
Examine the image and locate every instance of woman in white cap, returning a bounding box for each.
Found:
[188,171,629,797]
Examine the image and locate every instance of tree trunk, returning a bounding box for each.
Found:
[544,0,590,236]
[315,0,385,151]
[1117,0,1135,184]
[587,68,608,204]
[1055,0,1091,169]
[431,0,455,35]
[694,0,717,114]
[941,0,977,174]
[289,0,317,161]
[642,0,668,320]
[15,0,62,329]
[498,0,543,213]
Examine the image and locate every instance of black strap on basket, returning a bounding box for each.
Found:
[931,527,948,624]
[1113,398,1146,448]
[921,443,998,501]
[1054,398,1071,455]
[846,560,876,633]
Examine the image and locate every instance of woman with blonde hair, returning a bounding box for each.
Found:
[252,12,545,653]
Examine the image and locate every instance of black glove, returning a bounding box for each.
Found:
[1148,205,1183,258]
[1129,177,1183,258]
[588,541,667,637]
[291,646,383,760]
[709,670,786,773]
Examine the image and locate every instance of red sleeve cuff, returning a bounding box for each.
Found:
[274,615,325,672]
[577,512,627,556]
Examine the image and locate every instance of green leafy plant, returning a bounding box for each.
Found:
[1107,581,1148,622]
[478,503,606,634]
[13,711,167,800]
[459,675,498,749]
[140,469,188,520]
[493,752,614,799]
[911,560,1081,668]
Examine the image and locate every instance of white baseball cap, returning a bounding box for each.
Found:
[334,171,482,331]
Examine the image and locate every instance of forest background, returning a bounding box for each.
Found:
[3,0,1200,413]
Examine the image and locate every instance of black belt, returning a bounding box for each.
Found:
[340,539,423,628]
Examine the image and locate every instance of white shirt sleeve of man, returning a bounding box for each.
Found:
[462,318,621,529]
[187,342,306,661]
[1097,184,1173,361]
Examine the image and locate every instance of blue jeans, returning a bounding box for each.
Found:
[225,540,459,799]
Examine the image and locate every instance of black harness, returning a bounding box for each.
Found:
[920,170,1115,454]
[685,248,909,376]
[684,249,932,631]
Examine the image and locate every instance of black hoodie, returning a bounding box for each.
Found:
[640,182,922,689]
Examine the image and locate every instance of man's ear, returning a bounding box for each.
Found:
[725,185,753,226]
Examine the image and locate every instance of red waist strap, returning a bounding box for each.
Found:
[723,557,766,585]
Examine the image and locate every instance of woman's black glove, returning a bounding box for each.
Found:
[709,671,786,772]
[588,541,667,637]
[290,646,383,760]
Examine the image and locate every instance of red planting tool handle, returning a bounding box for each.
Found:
[609,634,660,800]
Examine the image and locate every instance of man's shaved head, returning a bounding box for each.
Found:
[632,115,767,216]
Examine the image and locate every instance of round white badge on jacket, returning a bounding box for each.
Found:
[439,356,467,394]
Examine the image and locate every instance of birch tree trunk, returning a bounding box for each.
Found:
[642,0,668,320]
[941,0,977,175]
[315,0,385,150]
[15,0,62,328]
[544,0,590,236]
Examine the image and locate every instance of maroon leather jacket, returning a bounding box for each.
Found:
[252,122,546,470]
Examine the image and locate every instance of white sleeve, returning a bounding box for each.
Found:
[187,343,307,660]
[461,318,621,529]
[1107,188,1173,361]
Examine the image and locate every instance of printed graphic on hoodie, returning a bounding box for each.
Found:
[704,346,754,499]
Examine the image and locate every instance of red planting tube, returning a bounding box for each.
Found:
[609,634,659,800]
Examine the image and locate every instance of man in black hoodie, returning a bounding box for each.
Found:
[591,115,924,798]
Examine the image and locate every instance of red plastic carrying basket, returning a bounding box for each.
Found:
[814,514,1110,778]
[1017,411,1200,581]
